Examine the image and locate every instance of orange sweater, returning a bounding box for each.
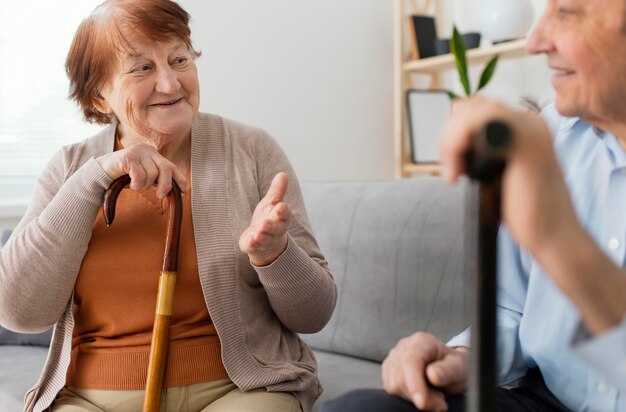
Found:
[66,167,228,389]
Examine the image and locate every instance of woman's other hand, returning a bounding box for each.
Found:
[239,172,291,266]
[97,143,189,199]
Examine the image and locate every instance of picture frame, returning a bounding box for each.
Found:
[405,89,451,164]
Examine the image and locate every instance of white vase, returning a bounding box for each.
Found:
[479,0,534,44]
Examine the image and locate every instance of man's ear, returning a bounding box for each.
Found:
[91,90,111,114]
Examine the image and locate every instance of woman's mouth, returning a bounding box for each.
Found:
[150,97,183,107]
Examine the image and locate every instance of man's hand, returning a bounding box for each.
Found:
[439,96,578,257]
[239,172,292,266]
[382,332,469,411]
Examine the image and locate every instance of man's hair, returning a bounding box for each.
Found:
[65,0,200,124]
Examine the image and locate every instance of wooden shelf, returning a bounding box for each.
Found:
[402,163,441,176]
[403,38,528,73]
[393,0,534,178]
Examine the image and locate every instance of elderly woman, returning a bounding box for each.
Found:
[0,1,336,411]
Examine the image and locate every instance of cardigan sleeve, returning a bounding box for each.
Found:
[251,131,337,334]
[0,149,112,332]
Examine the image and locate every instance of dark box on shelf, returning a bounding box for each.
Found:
[408,15,437,60]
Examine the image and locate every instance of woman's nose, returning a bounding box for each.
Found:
[155,68,181,94]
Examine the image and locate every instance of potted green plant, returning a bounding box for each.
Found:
[448,25,499,99]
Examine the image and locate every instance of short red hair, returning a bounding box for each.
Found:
[65,0,200,124]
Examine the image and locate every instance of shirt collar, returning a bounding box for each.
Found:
[559,116,580,133]
[560,115,626,169]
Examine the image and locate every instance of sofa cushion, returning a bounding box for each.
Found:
[300,179,469,363]
[0,346,48,411]
[0,328,52,347]
[311,349,383,411]
[0,229,10,246]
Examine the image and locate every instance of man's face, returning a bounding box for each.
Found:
[527,0,626,124]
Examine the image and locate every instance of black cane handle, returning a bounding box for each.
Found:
[465,120,512,182]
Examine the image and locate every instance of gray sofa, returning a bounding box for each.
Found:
[0,178,469,411]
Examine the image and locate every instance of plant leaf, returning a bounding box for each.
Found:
[450,25,471,96]
[446,90,460,100]
[477,55,500,93]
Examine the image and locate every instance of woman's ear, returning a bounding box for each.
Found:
[91,90,111,115]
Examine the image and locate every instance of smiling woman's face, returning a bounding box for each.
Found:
[95,37,200,147]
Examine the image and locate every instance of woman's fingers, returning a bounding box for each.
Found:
[170,163,189,193]
[154,166,173,199]
[265,172,288,205]
[98,143,189,196]
[140,154,160,191]
[127,158,147,191]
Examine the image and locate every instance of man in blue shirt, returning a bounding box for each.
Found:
[323,0,626,410]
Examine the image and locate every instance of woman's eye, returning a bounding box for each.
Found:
[174,57,188,65]
[132,65,151,73]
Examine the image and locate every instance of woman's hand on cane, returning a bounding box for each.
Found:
[97,143,189,199]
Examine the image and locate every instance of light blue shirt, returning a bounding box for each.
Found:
[448,105,626,411]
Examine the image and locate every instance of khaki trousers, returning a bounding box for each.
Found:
[50,379,302,412]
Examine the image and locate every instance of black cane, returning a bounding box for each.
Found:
[465,121,512,412]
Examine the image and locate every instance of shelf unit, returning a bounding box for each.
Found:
[393,0,529,177]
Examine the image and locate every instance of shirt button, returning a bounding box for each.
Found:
[597,380,609,395]
[608,238,620,250]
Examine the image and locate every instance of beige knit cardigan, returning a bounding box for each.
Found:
[0,113,337,412]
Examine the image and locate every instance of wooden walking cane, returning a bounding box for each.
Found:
[103,175,184,412]
[464,121,512,412]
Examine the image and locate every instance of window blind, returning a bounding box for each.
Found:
[0,1,103,184]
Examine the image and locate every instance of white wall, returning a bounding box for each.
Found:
[179,0,395,181]
[1,0,554,230]
[178,0,552,182]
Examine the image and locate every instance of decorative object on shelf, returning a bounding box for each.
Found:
[394,0,530,177]
[434,37,451,55]
[479,0,534,44]
[434,32,480,56]
[448,25,499,98]
[406,89,451,163]
[406,0,438,59]
[461,32,481,49]
[408,14,438,59]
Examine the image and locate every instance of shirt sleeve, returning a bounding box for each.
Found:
[447,327,471,347]
[571,314,626,393]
